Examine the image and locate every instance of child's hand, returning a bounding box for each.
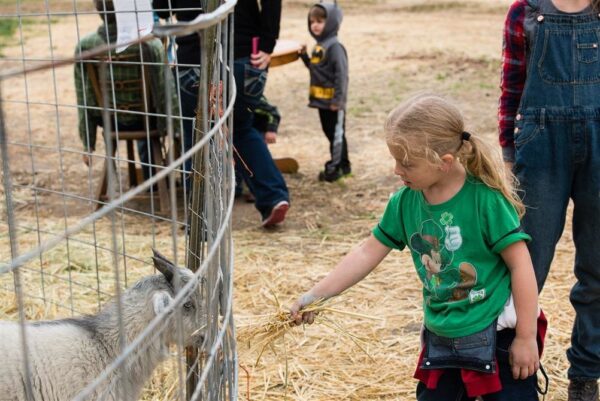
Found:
[299,44,307,55]
[264,131,277,144]
[330,104,339,111]
[509,335,539,379]
[289,292,318,326]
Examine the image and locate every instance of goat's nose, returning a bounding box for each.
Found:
[189,326,205,347]
[192,333,205,348]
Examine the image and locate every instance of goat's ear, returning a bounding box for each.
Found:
[152,291,173,315]
[151,248,175,283]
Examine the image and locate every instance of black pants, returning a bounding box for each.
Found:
[318,108,350,172]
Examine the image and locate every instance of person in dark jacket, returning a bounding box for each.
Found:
[232,0,290,227]
[300,2,350,182]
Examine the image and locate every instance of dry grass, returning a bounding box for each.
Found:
[0,0,581,400]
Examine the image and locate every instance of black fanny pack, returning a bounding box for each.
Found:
[421,320,497,374]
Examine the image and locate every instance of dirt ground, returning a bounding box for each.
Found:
[0,0,580,400]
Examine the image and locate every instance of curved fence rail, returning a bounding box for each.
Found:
[0,0,237,400]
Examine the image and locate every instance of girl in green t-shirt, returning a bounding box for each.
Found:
[290,94,542,400]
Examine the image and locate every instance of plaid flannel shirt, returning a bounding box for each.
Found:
[74,24,179,152]
[498,0,527,162]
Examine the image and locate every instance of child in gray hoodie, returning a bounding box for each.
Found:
[300,2,350,182]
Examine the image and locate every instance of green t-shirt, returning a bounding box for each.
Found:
[372,176,530,338]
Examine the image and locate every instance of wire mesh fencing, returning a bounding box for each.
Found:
[0,0,237,400]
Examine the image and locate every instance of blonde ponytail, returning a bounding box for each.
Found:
[385,93,525,217]
[457,136,525,217]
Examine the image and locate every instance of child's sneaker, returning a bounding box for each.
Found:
[261,200,289,227]
[318,165,352,182]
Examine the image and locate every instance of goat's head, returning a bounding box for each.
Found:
[150,249,205,348]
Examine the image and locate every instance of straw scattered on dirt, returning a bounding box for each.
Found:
[0,1,580,400]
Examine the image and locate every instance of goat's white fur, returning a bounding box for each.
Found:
[0,250,202,401]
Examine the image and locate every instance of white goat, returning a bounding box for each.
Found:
[0,249,204,401]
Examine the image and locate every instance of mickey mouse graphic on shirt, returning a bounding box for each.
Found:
[409,212,477,303]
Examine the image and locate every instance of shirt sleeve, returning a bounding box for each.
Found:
[331,43,348,109]
[74,38,100,152]
[372,191,407,250]
[267,102,280,133]
[498,0,527,163]
[481,190,531,254]
[300,50,310,68]
[258,0,281,54]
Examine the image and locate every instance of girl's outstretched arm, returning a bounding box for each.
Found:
[501,240,540,380]
[290,234,391,325]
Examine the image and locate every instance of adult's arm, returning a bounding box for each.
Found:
[257,0,282,54]
[498,0,527,163]
[74,43,99,153]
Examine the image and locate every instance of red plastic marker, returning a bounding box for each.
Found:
[251,36,259,55]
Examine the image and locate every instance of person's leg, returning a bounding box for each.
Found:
[233,58,288,224]
[234,164,244,198]
[177,67,201,196]
[513,118,572,290]
[136,138,151,180]
[318,109,350,181]
[566,119,600,387]
[416,369,472,401]
[318,108,336,169]
[331,109,350,172]
[483,330,539,401]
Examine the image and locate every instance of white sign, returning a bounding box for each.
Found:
[113,0,154,53]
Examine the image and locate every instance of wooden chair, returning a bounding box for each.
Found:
[86,48,170,214]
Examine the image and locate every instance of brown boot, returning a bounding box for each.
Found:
[568,379,599,401]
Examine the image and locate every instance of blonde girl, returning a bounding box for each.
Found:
[291,94,542,400]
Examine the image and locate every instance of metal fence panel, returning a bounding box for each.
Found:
[0,1,237,400]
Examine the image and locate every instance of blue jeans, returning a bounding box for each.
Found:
[177,67,201,194]
[513,7,600,380]
[416,330,539,401]
[233,57,288,218]
[514,113,600,380]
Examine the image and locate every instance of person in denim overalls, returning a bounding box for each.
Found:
[499,0,600,399]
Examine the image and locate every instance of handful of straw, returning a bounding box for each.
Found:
[237,294,382,367]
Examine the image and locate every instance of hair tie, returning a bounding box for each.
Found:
[461,131,471,141]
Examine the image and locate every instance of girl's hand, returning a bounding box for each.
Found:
[289,292,318,326]
[509,335,539,379]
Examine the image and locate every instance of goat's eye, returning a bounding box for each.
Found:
[183,301,194,310]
